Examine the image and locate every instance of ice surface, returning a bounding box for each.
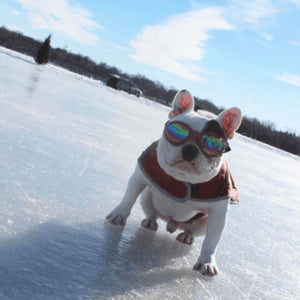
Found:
[0,46,299,299]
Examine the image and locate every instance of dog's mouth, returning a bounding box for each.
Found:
[170,160,201,175]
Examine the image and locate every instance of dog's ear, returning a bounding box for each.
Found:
[169,90,194,118]
[216,107,242,139]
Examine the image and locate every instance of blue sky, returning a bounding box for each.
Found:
[1,0,300,134]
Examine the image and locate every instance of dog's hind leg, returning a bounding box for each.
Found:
[140,188,159,231]
[176,213,208,245]
[166,219,179,233]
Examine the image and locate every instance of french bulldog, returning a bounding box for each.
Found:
[106,89,242,276]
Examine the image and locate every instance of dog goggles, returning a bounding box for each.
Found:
[164,121,230,158]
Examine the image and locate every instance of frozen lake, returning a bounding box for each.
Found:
[0,46,299,299]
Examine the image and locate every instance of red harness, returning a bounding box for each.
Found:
[138,141,239,204]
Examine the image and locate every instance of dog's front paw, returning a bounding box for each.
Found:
[106,212,127,226]
[193,261,219,277]
[141,217,158,231]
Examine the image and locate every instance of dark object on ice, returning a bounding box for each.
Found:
[34,34,51,65]
[106,74,143,97]
[106,74,120,89]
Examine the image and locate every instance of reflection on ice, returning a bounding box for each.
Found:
[27,66,44,97]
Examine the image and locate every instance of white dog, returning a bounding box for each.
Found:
[106,90,242,276]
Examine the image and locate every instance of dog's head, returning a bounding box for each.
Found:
[157,90,242,184]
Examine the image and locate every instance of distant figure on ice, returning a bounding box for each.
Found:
[34,34,51,65]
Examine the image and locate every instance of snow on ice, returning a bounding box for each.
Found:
[0,46,299,299]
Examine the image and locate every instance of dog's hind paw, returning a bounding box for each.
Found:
[106,213,127,226]
[166,219,179,233]
[193,261,219,277]
[141,217,158,231]
[176,231,194,245]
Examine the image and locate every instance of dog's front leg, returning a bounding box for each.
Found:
[106,165,146,226]
[193,199,230,276]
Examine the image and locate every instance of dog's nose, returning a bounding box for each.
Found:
[181,143,199,161]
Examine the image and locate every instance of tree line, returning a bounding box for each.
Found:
[1,26,299,155]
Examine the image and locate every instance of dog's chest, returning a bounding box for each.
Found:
[148,187,202,222]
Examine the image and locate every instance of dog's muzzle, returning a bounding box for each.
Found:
[181,143,199,161]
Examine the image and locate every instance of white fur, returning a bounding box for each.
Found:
[106,90,242,277]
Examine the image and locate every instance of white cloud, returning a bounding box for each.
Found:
[286,0,300,9]
[16,0,103,45]
[262,32,274,41]
[11,9,20,16]
[111,43,129,52]
[287,40,300,46]
[273,73,300,86]
[129,1,283,82]
[130,7,233,81]
[229,0,279,25]
[6,24,23,33]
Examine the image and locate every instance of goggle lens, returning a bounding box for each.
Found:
[164,121,229,157]
[165,123,189,144]
[201,135,225,156]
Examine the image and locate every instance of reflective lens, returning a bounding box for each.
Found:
[165,123,189,144]
[201,135,225,156]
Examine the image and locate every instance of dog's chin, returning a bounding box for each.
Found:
[171,162,203,183]
[172,161,200,175]
[160,160,221,184]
